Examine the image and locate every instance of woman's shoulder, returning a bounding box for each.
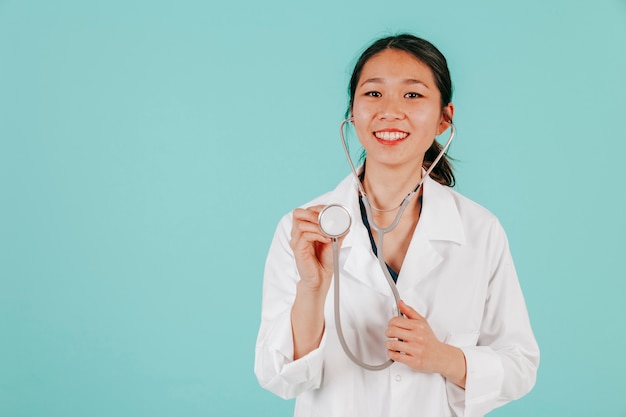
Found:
[297,173,357,209]
[274,173,357,228]
[447,187,511,248]
[427,177,496,219]
[448,187,499,222]
[426,177,506,240]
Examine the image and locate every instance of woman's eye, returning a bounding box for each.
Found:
[405,92,423,98]
[365,91,381,97]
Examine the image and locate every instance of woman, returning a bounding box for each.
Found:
[255,34,539,417]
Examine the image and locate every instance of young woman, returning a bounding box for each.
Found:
[255,34,539,417]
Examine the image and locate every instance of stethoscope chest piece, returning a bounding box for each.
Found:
[318,204,352,238]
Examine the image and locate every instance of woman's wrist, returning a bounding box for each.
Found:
[291,281,328,359]
[439,344,467,389]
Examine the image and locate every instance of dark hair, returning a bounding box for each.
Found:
[348,34,455,187]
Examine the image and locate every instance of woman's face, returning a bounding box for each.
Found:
[351,49,453,169]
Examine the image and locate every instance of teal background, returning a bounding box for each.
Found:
[1,0,625,415]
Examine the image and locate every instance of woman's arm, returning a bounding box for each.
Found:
[447,221,540,417]
[289,206,336,358]
[255,206,344,399]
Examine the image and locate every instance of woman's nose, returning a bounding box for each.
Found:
[377,98,405,120]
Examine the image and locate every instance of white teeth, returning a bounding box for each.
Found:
[374,131,408,141]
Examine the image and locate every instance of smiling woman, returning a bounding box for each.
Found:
[351,49,454,207]
[348,35,456,187]
[255,33,539,417]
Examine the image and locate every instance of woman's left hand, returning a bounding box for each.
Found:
[385,300,467,388]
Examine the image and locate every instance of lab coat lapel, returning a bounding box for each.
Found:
[396,175,466,294]
[321,170,465,297]
[329,173,395,296]
[396,227,443,294]
[342,225,394,296]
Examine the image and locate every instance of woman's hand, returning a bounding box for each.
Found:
[290,205,336,293]
[290,205,346,359]
[386,301,467,388]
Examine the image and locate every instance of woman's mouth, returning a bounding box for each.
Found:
[374,130,409,144]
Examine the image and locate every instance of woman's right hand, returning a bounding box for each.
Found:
[290,205,346,359]
[290,205,338,294]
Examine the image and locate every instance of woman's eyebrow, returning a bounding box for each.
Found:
[359,77,385,87]
[404,79,429,88]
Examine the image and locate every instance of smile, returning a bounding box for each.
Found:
[373,131,409,142]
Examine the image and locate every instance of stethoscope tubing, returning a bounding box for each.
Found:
[333,117,456,370]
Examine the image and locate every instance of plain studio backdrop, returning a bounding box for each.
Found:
[1,0,625,416]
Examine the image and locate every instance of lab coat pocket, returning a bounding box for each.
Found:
[444,331,480,348]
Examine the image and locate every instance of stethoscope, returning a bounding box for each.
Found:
[317,117,455,371]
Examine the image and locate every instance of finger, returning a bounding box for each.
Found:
[387,317,410,335]
[290,232,331,253]
[386,326,422,342]
[292,208,322,224]
[305,204,329,212]
[386,339,416,355]
[387,349,409,363]
[293,205,330,219]
[387,317,413,332]
[387,348,422,368]
[291,213,330,241]
[398,300,425,320]
[293,208,337,239]
[292,220,331,238]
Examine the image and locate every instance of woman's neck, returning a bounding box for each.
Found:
[361,159,424,212]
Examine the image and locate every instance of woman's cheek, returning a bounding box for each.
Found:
[350,113,371,137]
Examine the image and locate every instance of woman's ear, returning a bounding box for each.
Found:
[437,103,455,135]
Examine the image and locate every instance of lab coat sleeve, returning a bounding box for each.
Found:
[254,213,326,399]
[446,220,540,417]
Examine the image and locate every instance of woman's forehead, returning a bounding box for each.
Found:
[358,49,435,85]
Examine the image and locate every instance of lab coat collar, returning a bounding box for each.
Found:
[330,169,466,295]
[396,173,466,293]
[418,173,466,245]
[333,170,466,248]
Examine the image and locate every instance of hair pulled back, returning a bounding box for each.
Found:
[348,34,455,187]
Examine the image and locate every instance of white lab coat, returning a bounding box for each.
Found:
[255,172,539,417]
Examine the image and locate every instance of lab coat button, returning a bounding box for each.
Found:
[395,375,401,382]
